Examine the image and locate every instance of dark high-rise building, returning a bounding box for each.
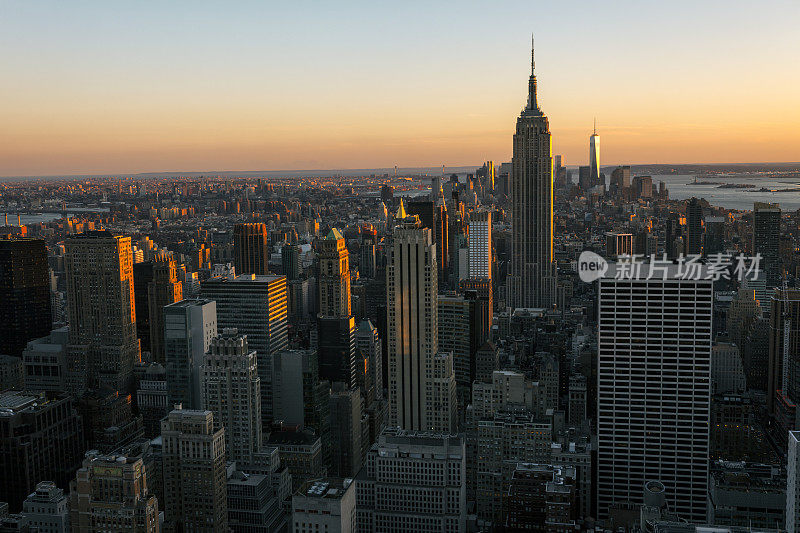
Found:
[633,175,654,199]
[705,216,726,255]
[0,391,85,512]
[753,202,781,288]
[147,252,183,364]
[503,464,578,530]
[508,41,556,309]
[76,388,144,453]
[686,197,704,255]
[234,222,270,275]
[161,408,228,533]
[317,316,357,388]
[578,166,591,191]
[406,200,449,284]
[133,261,155,354]
[0,238,52,358]
[767,288,800,434]
[64,231,139,396]
[380,183,394,204]
[610,165,631,196]
[282,243,301,281]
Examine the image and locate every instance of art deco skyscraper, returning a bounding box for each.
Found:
[386,204,451,431]
[508,40,556,309]
[317,228,351,318]
[589,119,600,186]
[316,228,357,388]
[65,231,139,396]
[234,222,270,275]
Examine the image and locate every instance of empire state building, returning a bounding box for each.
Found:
[509,40,556,309]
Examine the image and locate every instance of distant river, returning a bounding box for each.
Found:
[651,174,800,211]
[12,207,111,225]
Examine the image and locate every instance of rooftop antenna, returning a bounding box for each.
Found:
[394,165,397,178]
[593,117,597,135]
[531,33,535,73]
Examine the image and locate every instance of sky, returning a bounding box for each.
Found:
[1,0,799,177]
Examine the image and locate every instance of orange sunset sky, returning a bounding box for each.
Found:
[1,1,799,177]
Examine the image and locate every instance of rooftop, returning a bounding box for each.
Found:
[297,478,352,500]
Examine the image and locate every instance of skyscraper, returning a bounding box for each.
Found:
[468,211,492,280]
[686,197,704,255]
[356,319,383,403]
[589,119,600,186]
[509,40,556,309]
[318,316,357,388]
[596,266,712,522]
[234,222,270,276]
[356,429,466,532]
[64,231,139,396]
[316,228,357,387]
[610,165,631,196]
[133,261,155,354]
[282,243,301,281]
[201,274,288,426]
[753,202,781,288]
[0,238,52,358]
[0,391,84,512]
[317,229,351,318]
[201,330,262,463]
[386,205,443,431]
[161,407,228,533]
[328,383,363,478]
[788,431,800,532]
[69,450,159,533]
[406,199,449,285]
[147,252,183,364]
[163,299,218,410]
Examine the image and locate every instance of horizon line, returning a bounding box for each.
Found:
[2,161,800,181]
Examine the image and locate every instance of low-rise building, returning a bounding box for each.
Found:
[293,478,356,533]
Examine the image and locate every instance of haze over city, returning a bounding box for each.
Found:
[2,0,799,177]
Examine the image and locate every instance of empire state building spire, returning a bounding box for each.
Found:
[525,35,541,115]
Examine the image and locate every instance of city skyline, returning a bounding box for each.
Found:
[2,1,800,177]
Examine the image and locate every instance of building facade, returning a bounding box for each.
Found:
[596,269,712,522]
[163,299,218,410]
[0,238,51,358]
[161,408,228,533]
[64,231,139,396]
[356,430,466,533]
[201,330,262,463]
[508,43,556,309]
